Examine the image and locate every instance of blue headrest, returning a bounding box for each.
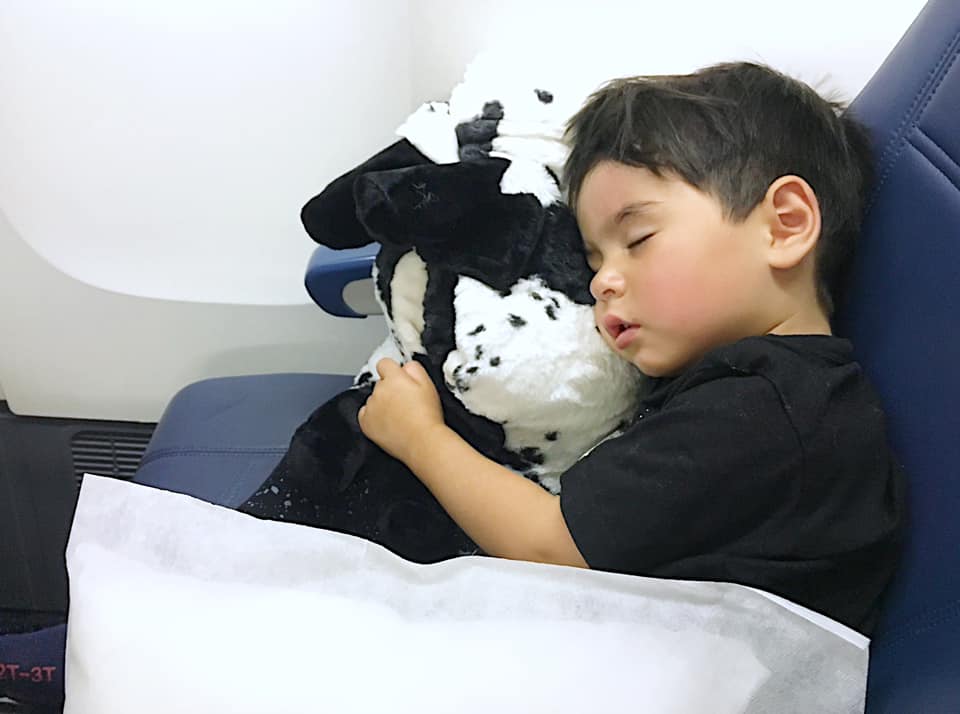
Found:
[836,0,960,709]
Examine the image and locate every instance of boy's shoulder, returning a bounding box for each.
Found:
[649,334,861,409]
[641,333,888,454]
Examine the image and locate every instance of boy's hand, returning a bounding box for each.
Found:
[357,358,446,464]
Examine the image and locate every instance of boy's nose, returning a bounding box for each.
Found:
[590,266,625,301]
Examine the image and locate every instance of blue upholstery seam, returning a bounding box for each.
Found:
[907,128,960,193]
[139,446,288,467]
[872,599,960,653]
[866,28,960,213]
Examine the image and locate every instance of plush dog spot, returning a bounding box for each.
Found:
[535,89,554,104]
[468,324,486,336]
[531,291,543,301]
[545,304,557,320]
[451,364,471,393]
[489,356,501,367]
[474,345,484,359]
[519,446,545,465]
[545,431,559,441]
[508,314,527,328]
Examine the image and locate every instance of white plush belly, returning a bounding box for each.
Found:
[443,275,644,492]
[381,250,429,360]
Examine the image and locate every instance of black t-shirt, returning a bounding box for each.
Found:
[560,334,905,635]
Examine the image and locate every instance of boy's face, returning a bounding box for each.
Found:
[576,160,772,377]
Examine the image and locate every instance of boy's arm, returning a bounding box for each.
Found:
[358,358,588,568]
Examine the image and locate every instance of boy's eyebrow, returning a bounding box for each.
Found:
[581,201,663,251]
[614,201,661,224]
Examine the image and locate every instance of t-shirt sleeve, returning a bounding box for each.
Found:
[559,374,800,574]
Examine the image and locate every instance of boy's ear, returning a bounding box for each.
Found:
[763,175,821,270]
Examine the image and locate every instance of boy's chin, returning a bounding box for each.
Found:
[602,334,681,378]
[625,350,683,379]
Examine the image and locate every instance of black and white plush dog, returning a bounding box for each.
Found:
[241,68,644,562]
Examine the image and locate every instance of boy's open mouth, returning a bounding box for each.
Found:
[602,314,635,339]
[602,314,641,349]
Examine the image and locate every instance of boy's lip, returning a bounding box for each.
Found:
[602,314,641,348]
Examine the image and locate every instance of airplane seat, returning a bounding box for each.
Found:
[833,0,960,709]
[133,371,352,507]
[1,0,956,710]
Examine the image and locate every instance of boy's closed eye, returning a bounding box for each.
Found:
[583,232,655,271]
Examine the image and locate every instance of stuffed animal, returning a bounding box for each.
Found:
[240,60,646,562]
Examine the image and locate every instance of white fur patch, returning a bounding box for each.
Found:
[494,156,561,207]
[395,102,459,165]
[442,275,644,493]
[354,335,404,386]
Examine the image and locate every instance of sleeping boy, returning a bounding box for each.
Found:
[357,61,905,636]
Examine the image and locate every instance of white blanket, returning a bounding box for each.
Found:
[64,475,868,713]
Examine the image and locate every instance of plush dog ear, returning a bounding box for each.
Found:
[353,158,546,291]
[301,139,432,249]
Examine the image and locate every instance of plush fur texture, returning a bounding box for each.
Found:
[241,71,645,562]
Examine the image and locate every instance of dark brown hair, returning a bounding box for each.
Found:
[563,62,874,316]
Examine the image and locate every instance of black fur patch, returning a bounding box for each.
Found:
[508,314,527,328]
[545,431,559,441]
[490,356,501,367]
[545,304,557,320]
[357,371,373,386]
[421,270,458,360]
[474,345,484,359]
[456,119,499,147]
[482,101,504,120]
[535,89,554,104]
[531,291,543,301]
[468,324,486,336]
[411,181,438,210]
[519,447,545,465]
[459,144,492,162]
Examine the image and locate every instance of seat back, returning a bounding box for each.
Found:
[835,0,960,710]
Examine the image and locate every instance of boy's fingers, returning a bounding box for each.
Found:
[402,360,429,383]
[375,358,402,379]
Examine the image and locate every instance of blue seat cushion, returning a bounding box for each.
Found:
[134,373,353,507]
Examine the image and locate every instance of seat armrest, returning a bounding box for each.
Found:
[304,244,379,318]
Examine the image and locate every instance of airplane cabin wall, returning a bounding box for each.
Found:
[0,0,929,422]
